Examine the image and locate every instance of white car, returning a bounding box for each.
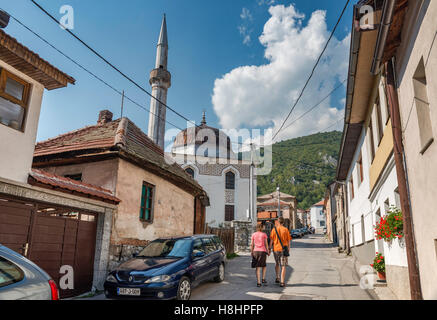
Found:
[0,244,59,300]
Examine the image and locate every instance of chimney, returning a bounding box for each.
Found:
[97,110,113,125]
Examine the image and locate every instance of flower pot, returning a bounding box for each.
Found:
[377,272,386,281]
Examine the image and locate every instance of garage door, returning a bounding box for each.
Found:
[0,197,97,298]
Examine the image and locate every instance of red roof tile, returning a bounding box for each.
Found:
[313,200,325,207]
[33,117,205,196]
[29,169,120,204]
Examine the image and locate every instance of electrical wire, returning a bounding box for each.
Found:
[272,0,350,141]
[7,12,185,133]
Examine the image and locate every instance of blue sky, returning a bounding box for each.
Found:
[1,0,353,148]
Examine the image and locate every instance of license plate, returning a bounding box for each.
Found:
[117,288,141,296]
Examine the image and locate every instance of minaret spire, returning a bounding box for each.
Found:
[155,14,168,69]
[201,110,207,125]
[148,15,171,149]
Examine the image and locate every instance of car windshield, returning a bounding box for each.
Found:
[137,239,192,258]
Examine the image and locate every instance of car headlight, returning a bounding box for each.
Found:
[106,274,117,283]
[145,275,171,283]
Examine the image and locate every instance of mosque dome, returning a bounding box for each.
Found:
[172,112,236,159]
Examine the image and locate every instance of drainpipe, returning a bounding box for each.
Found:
[371,0,397,75]
[385,59,423,300]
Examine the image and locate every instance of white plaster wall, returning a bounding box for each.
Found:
[310,206,325,229]
[347,127,372,247]
[0,61,44,183]
[395,0,437,299]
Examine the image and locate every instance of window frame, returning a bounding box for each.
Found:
[0,256,25,288]
[225,205,235,222]
[0,69,31,132]
[225,171,235,190]
[140,182,155,223]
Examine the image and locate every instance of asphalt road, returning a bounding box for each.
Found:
[191,233,376,300]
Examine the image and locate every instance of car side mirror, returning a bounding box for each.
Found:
[193,251,205,259]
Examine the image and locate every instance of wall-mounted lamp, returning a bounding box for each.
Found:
[0,10,10,29]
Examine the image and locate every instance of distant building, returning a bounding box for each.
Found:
[257,191,298,231]
[309,200,326,232]
[170,112,256,229]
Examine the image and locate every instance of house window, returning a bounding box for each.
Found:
[413,58,434,154]
[349,177,355,200]
[225,171,235,190]
[361,215,366,243]
[0,69,31,131]
[357,155,364,185]
[185,168,195,179]
[225,205,234,222]
[140,182,155,222]
[375,96,384,144]
[369,120,376,162]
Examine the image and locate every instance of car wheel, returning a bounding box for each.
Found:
[177,276,191,300]
[214,263,225,283]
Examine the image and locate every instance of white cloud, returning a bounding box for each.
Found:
[238,8,254,45]
[213,4,350,143]
[258,0,276,6]
[240,7,253,21]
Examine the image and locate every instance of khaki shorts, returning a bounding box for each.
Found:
[273,251,288,267]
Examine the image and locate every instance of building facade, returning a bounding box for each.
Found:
[309,200,326,232]
[0,28,121,298]
[33,111,209,271]
[170,114,256,229]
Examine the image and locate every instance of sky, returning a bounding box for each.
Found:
[1,0,353,151]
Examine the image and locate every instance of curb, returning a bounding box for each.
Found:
[351,255,379,300]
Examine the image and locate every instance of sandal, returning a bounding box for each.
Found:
[280,283,285,287]
[257,283,262,287]
[275,278,280,284]
[262,279,267,284]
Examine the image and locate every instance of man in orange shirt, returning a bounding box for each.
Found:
[270,217,291,287]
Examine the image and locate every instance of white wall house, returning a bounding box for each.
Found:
[310,201,326,231]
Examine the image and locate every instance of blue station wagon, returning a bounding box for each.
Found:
[104,235,226,300]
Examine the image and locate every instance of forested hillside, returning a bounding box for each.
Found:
[256,131,342,210]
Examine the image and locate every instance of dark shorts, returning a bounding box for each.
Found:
[253,251,267,268]
[273,251,289,267]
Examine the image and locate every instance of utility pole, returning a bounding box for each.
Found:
[277,186,281,218]
[385,60,423,300]
[249,143,255,224]
[120,90,125,118]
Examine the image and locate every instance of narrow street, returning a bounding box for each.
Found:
[191,233,376,300]
[82,233,376,301]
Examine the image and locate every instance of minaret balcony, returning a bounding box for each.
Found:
[149,68,171,87]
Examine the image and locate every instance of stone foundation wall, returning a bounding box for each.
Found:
[386,265,411,300]
[233,220,254,253]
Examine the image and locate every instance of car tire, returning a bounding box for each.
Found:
[214,263,225,283]
[177,276,191,300]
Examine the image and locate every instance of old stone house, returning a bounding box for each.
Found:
[257,191,298,231]
[33,110,210,270]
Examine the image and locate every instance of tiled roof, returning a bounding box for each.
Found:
[29,169,120,204]
[34,118,205,195]
[257,191,296,201]
[257,200,290,207]
[313,200,325,207]
[0,29,75,90]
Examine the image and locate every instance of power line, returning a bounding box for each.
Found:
[280,79,346,133]
[30,0,199,129]
[8,12,185,133]
[272,0,350,142]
